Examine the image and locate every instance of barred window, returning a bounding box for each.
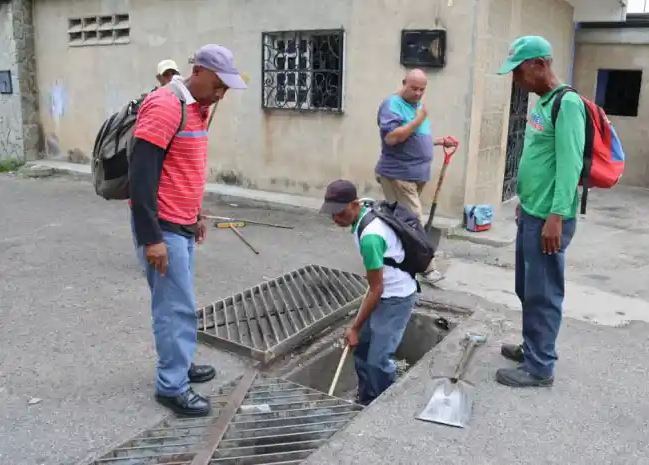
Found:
[262,30,344,112]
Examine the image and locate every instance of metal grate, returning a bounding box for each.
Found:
[89,373,363,465]
[196,265,367,363]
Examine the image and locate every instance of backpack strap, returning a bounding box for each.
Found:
[546,86,594,215]
[356,209,404,273]
[164,81,189,156]
[548,86,576,127]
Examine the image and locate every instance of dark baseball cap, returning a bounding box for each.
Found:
[193,44,247,89]
[320,180,358,215]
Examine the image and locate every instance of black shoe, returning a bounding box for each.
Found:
[495,366,554,388]
[501,343,524,363]
[155,388,212,417]
[188,363,216,383]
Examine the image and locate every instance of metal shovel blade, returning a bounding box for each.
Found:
[416,377,476,428]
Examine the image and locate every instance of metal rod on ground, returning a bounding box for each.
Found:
[328,344,350,396]
[190,370,258,465]
[204,214,294,230]
[229,225,260,255]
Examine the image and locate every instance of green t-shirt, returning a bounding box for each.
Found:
[517,85,585,220]
[351,207,387,270]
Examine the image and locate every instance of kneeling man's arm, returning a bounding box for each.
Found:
[351,234,387,331]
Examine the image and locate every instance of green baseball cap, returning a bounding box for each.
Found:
[497,36,552,75]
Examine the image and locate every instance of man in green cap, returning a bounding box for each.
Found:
[495,36,584,388]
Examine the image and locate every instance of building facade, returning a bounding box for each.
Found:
[0,0,627,216]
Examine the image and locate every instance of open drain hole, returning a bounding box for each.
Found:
[273,303,468,400]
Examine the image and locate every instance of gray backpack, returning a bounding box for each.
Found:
[91,82,188,200]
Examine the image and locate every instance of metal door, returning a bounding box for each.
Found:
[502,82,529,201]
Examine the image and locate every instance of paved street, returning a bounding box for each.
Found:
[0,172,365,465]
[1,172,648,465]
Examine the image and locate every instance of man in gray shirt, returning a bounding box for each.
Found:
[375,69,457,284]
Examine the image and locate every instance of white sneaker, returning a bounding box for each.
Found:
[420,270,446,285]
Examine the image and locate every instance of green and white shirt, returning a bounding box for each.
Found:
[351,206,418,298]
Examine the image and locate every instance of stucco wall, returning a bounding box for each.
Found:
[32,0,576,215]
[0,0,39,162]
[464,0,574,208]
[33,0,475,215]
[573,43,649,188]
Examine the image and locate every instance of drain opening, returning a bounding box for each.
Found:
[273,304,467,400]
[85,269,471,465]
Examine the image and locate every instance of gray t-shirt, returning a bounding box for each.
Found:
[375,94,434,182]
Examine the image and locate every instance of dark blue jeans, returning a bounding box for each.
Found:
[516,210,576,379]
[354,293,416,405]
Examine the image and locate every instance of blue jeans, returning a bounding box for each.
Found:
[131,215,198,396]
[515,210,576,379]
[354,293,416,405]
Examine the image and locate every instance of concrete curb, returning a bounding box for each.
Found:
[448,229,516,247]
[24,160,464,234]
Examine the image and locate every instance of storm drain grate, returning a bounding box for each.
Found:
[196,265,367,363]
[90,372,363,465]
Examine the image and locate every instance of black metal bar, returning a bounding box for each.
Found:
[502,82,529,201]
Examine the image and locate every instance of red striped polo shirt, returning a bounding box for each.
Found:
[133,87,208,225]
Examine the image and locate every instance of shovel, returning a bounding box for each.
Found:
[416,332,486,428]
[424,138,459,250]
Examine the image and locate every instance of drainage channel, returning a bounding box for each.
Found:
[196,265,367,363]
[273,302,467,400]
[90,373,363,465]
[83,266,472,465]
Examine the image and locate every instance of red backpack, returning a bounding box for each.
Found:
[550,87,625,214]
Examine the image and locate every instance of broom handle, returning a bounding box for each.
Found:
[328,286,370,396]
[328,345,350,396]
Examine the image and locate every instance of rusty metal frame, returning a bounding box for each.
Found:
[191,370,257,465]
[196,265,367,363]
[85,373,363,465]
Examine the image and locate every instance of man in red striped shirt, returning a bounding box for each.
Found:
[129,44,247,417]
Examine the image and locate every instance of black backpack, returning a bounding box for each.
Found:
[356,200,435,278]
[91,82,188,200]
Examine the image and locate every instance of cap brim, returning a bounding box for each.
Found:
[319,201,347,215]
[497,58,522,75]
[218,72,247,89]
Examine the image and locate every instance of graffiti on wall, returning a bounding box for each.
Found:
[49,80,67,123]
[44,80,67,157]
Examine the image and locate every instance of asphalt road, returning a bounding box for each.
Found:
[0,172,364,465]
[2,172,648,465]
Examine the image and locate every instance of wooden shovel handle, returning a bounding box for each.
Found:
[432,162,450,205]
[431,140,458,205]
[328,345,350,396]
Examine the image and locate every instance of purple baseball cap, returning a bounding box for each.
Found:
[193,44,247,89]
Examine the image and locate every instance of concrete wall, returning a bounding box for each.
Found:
[573,42,649,187]
[32,0,576,216]
[464,0,575,207]
[32,0,475,216]
[0,0,39,162]
[570,0,627,22]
